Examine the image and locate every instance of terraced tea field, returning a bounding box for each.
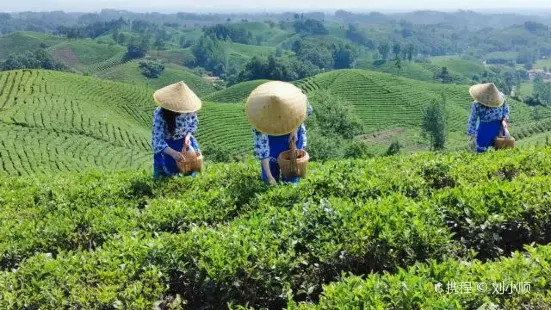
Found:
[0,32,64,60]
[203,79,269,103]
[2,68,551,175]
[49,40,127,73]
[95,61,218,96]
[0,70,249,175]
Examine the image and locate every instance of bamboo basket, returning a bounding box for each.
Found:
[277,140,309,178]
[176,144,203,174]
[494,129,515,150]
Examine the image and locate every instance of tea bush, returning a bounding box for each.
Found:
[1,147,551,309]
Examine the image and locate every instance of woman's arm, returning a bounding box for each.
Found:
[502,102,510,128]
[152,109,183,160]
[466,102,478,138]
[253,129,275,183]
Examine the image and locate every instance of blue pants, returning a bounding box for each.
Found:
[153,137,199,178]
[476,121,503,153]
[261,131,305,184]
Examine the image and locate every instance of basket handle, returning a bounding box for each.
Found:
[289,135,298,172]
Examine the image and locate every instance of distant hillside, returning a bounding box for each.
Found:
[0,32,63,60]
[95,61,218,96]
[206,69,551,152]
[49,39,126,73]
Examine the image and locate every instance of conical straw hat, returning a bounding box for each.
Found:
[153,81,202,113]
[469,83,505,108]
[246,81,308,135]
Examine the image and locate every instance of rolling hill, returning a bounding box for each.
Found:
[95,61,218,96]
[49,39,127,73]
[0,32,64,60]
[0,69,249,176]
[1,68,550,176]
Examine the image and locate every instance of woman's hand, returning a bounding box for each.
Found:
[470,136,477,149]
[267,175,277,185]
[289,130,298,144]
[165,148,183,161]
[184,133,191,147]
[502,120,508,130]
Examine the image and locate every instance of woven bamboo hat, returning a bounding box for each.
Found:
[246,81,308,135]
[153,81,202,113]
[469,83,505,108]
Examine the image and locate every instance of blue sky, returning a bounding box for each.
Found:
[4,0,551,13]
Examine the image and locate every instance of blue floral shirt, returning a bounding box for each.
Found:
[467,101,510,136]
[253,102,313,160]
[152,107,199,153]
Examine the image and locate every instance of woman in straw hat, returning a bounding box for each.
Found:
[152,81,202,178]
[467,83,510,153]
[247,81,313,184]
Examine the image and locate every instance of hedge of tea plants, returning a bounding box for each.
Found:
[1,147,551,309]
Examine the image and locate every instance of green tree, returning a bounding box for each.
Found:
[344,140,373,159]
[534,75,551,105]
[436,67,452,84]
[139,60,165,78]
[378,42,390,60]
[395,57,402,71]
[307,89,363,139]
[405,43,415,61]
[192,35,228,76]
[392,42,401,59]
[125,36,150,60]
[385,141,402,156]
[422,96,447,151]
[333,44,356,69]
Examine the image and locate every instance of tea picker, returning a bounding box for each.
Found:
[246,81,313,185]
[467,83,515,152]
[152,81,204,178]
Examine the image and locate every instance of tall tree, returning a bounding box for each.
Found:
[422,96,447,151]
[192,35,228,76]
[392,42,401,59]
[405,43,415,61]
[378,42,390,60]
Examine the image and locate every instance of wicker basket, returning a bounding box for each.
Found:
[176,145,203,174]
[494,129,515,150]
[277,140,309,179]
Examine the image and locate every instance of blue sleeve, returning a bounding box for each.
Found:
[467,102,478,137]
[252,128,270,160]
[502,102,510,120]
[300,124,307,149]
[180,112,198,134]
[152,109,169,154]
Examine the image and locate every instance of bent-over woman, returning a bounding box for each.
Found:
[467,83,510,153]
[152,81,202,178]
[246,81,313,184]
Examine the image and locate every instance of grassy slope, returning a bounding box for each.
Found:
[0,32,64,60]
[95,61,217,96]
[0,70,248,175]
[203,79,269,103]
[1,68,549,175]
[430,56,486,79]
[206,69,549,152]
[49,40,126,73]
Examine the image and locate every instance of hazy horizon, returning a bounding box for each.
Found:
[4,0,551,14]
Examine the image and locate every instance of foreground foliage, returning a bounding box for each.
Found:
[1,147,551,309]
